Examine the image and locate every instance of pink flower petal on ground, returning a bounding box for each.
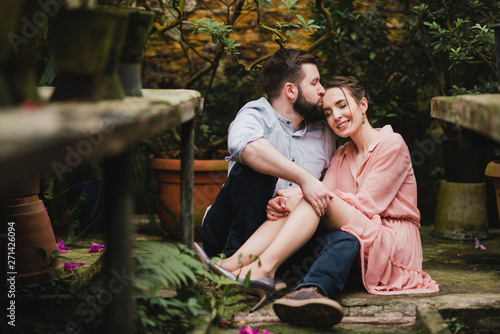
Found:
[239,325,259,334]
[88,242,106,253]
[262,330,274,334]
[475,238,487,250]
[57,239,69,254]
[64,262,84,271]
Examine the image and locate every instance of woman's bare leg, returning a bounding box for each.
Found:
[236,195,355,279]
[321,195,354,230]
[219,194,303,272]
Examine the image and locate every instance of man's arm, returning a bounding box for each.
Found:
[241,138,333,216]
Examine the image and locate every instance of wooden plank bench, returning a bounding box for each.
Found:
[0,88,202,333]
[431,94,500,144]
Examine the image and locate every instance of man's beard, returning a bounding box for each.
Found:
[293,89,323,123]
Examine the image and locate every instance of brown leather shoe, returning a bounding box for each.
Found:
[273,286,344,328]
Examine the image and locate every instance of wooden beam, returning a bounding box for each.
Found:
[431,94,500,143]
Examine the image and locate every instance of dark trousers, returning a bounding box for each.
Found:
[202,162,277,257]
[201,162,362,299]
[292,230,362,299]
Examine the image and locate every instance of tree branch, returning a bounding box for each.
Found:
[153,0,185,32]
[308,0,335,52]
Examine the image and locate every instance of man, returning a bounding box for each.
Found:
[201,48,360,328]
[202,48,335,257]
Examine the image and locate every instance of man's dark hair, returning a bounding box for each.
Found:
[260,48,320,102]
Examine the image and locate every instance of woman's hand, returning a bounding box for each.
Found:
[267,196,291,221]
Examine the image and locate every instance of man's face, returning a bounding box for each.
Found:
[293,86,324,123]
[293,63,325,123]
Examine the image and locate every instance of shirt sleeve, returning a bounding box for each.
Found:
[227,107,267,163]
[335,135,412,218]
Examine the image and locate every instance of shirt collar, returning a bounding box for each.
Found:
[268,99,307,136]
[343,124,394,154]
[368,124,393,152]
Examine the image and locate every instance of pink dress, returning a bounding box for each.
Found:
[322,125,439,295]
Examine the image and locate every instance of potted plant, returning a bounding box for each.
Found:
[138,0,335,239]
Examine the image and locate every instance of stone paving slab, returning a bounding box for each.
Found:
[216,226,500,333]
[61,222,500,333]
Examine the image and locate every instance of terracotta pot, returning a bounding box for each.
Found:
[6,173,41,199]
[6,195,61,287]
[151,152,229,239]
[485,160,500,222]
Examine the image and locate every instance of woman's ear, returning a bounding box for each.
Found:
[360,97,368,112]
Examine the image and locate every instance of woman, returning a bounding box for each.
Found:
[207,75,439,311]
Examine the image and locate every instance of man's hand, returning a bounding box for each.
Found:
[300,177,334,217]
[266,196,291,221]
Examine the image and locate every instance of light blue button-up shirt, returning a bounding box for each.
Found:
[227,97,336,190]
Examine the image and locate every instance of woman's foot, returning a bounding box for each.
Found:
[217,251,258,272]
[232,260,272,280]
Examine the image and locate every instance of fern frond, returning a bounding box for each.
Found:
[133,241,207,297]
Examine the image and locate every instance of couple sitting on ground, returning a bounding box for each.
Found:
[195,48,439,329]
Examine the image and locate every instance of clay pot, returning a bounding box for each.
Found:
[151,153,229,239]
[6,195,61,287]
[6,174,40,199]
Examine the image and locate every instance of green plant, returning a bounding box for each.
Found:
[133,241,246,331]
[140,0,335,159]
[445,316,469,334]
[413,0,500,96]
[41,159,104,242]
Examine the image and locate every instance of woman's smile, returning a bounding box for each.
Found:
[337,119,350,130]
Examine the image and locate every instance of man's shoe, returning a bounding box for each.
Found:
[273,286,343,328]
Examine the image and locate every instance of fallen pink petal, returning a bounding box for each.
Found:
[239,325,259,334]
[56,238,69,254]
[475,238,486,250]
[88,242,106,253]
[64,262,84,271]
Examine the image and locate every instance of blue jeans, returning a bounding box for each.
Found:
[291,230,361,299]
[202,162,277,257]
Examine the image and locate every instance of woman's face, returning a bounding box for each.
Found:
[322,87,367,138]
